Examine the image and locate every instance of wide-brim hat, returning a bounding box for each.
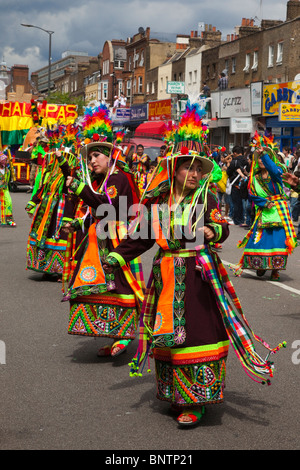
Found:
[169,150,214,175]
[81,141,113,159]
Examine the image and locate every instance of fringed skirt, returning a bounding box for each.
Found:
[242,225,288,271]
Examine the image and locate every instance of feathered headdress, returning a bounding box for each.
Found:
[250,131,279,152]
[81,103,114,145]
[173,100,209,153]
[60,123,82,153]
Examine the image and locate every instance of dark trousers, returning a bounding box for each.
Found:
[231,185,244,225]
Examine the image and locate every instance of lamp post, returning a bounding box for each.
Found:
[21,23,54,95]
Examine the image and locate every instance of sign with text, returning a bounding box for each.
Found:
[279,103,300,122]
[167,81,185,94]
[148,99,172,121]
[220,88,251,119]
[230,117,254,134]
[263,80,300,116]
[130,104,148,122]
[251,81,263,115]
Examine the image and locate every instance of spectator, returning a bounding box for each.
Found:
[201,82,210,97]
[226,146,248,226]
[282,147,293,167]
[218,72,228,90]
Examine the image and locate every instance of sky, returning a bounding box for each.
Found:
[0,0,288,76]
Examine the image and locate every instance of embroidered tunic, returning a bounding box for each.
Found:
[65,167,144,341]
[109,191,232,407]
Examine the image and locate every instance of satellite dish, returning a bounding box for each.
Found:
[294,73,300,81]
[138,27,145,35]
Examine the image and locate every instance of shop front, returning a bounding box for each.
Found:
[263,81,300,151]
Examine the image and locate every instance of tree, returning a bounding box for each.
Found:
[47,91,85,116]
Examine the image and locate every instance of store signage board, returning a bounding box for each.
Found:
[230,117,254,133]
[263,80,300,116]
[219,88,251,118]
[279,103,300,122]
[166,81,185,94]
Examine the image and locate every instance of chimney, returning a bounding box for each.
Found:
[286,0,300,21]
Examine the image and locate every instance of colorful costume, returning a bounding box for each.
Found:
[235,139,297,278]
[0,152,16,227]
[25,150,78,276]
[131,151,151,196]
[62,105,144,348]
[105,102,285,417]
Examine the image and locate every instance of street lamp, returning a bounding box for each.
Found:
[21,23,54,95]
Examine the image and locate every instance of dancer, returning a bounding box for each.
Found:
[102,102,285,427]
[234,134,297,281]
[25,125,80,280]
[63,104,144,357]
[0,151,16,227]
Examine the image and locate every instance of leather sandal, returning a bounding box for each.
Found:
[111,339,131,357]
[177,406,205,427]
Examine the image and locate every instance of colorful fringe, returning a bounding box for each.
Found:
[130,248,286,384]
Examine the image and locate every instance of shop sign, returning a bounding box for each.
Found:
[219,88,251,118]
[251,81,263,115]
[113,108,131,123]
[230,117,254,133]
[263,80,300,116]
[279,103,300,122]
[166,81,185,94]
[130,104,148,122]
[148,99,172,121]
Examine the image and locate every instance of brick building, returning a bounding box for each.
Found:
[201,0,300,150]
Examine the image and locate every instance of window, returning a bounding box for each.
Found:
[243,53,250,72]
[151,81,155,94]
[138,76,143,94]
[129,57,132,72]
[277,42,283,64]
[114,60,125,69]
[102,60,109,76]
[268,45,274,67]
[126,80,131,98]
[224,60,229,75]
[252,51,258,71]
[189,71,192,84]
[102,82,108,100]
[193,70,197,83]
[232,57,236,74]
[146,82,150,94]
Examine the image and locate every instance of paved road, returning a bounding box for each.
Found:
[0,189,299,451]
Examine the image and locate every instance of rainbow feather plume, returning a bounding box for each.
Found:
[81,103,113,143]
[115,130,125,144]
[250,131,279,152]
[60,123,82,151]
[175,100,209,144]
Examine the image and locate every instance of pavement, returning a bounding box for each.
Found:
[0,190,299,452]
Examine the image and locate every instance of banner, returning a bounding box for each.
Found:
[279,103,300,122]
[0,101,78,145]
[148,99,172,121]
[263,81,300,116]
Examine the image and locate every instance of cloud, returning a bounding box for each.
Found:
[0,0,289,75]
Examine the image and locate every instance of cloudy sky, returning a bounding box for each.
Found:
[1,0,288,75]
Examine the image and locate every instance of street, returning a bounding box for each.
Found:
[0,189,299,451]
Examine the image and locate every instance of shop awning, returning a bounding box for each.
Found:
[135,120,171,137]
